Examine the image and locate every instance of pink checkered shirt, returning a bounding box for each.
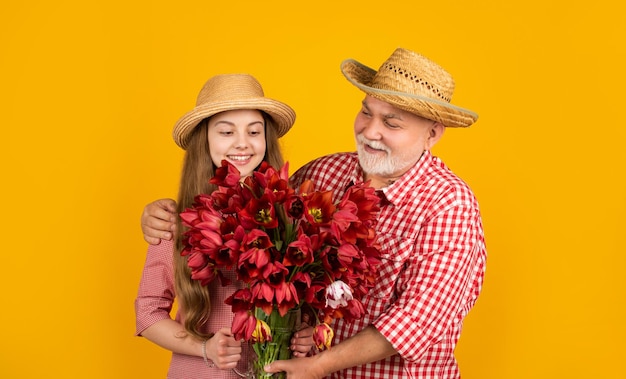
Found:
[135,239,252,379]
[290,150,487,379]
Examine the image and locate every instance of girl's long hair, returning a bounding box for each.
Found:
[173,113,284,339]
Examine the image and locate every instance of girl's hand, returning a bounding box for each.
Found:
[206,328,243,369]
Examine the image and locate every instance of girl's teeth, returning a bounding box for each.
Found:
[230,156,250,161]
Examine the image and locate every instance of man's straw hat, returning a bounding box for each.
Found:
[173,74,296,149]
[341,48,478,127]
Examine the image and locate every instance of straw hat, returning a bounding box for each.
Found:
[341,48,478,127]
[173,74,296,149]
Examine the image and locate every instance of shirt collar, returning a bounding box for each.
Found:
[378,150,432,206]
[348,151,432,207]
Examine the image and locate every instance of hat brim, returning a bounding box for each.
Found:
[341,59,478,127]
[173,98,296,149]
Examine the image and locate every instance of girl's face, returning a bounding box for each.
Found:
[207,109,266,178]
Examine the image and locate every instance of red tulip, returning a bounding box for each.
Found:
[313,323,334,351]
[250,281,275,315]
[225,288,254,312]
[274,281,299,316]
[284,195,305,219]
[189,261,218,286]
[179,208,200,227]
[211,187,244,214]
[237,229,274,280]
[253,166,292,203]
[342,299,366,321]
[304,190,336,225]
[198,229,222,252]
[297,179,315,196]
[232,310,256,341]
[336,243,360,268]
[283,234,314,267]
[238,195,278,229]
[341,184,381,222]
[210,160,241,187]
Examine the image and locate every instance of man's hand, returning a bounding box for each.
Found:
[266,326,396,379]
[290,323,314,358]
[264,354,325,379]
[141,198,177,244]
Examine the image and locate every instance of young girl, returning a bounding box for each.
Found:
[135,74,313,379]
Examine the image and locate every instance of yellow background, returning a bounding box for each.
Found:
[1,1,624,378]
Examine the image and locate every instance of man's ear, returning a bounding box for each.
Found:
[425,122,445,150]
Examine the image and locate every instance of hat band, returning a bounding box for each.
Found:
[355,82,478,119]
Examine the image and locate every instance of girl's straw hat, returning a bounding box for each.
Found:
[173,74,296,149]
[341,48,478,127]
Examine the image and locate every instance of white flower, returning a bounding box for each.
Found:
[325,280,353,309]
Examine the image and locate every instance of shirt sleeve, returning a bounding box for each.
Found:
[373,190,486,362]
[134,240,177,336]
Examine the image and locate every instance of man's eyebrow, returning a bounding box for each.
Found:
[384,113,403,120]
[361,100,403,120]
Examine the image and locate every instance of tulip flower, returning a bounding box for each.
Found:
[210,159,241,187]
[284,195,305,219]
[304,190,336,225]
[232,311,256,341]
[283,234,314,267]
[225,288,254,312]
[252,319,272,343]
[325,280,354,309]
[239,195,278,229]
[313,323,334,351]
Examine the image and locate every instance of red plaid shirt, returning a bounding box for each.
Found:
[290,151,486,379]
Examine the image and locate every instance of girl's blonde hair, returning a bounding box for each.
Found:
[173,113,284,339]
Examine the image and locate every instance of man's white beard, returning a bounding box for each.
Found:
[355,134,419,177]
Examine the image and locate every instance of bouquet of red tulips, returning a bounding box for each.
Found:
[180,160,381,378]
